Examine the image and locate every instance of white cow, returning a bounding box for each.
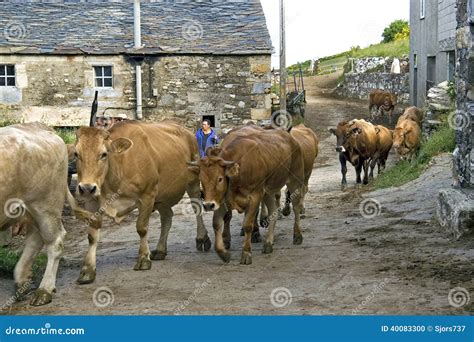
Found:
[0,122,91,306]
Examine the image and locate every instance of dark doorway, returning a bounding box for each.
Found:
[202,115,216,127]
[426,56,436,94]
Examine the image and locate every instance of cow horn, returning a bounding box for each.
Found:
[187,161,199,167]
[221,160,235,166]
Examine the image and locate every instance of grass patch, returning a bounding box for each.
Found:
[374,124,456,189]
[0,247,47,276]
[350,39,409,59]
[55,128,76,144]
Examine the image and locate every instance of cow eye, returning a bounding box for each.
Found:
[74,152,81,160]
[218,176,224,183]
[100,152,108,160]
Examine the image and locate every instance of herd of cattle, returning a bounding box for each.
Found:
[0,99,423,307]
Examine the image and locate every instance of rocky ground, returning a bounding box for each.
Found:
[1,72,472,315]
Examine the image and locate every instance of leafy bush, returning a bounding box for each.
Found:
[55,128,76,144]
[382,20,409,43]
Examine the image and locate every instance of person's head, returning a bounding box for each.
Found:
[201,119,211,132]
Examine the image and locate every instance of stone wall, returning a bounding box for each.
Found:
[453,0,473,188]
[0,54,271,132]
[336,72,410,103]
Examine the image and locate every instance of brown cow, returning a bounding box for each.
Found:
[369,89,397,123]
[279,124,319,218]
[393,119,421,161]
[369,124,393,177]
[72,120,209,284]
[329,119,377,189]
[189,129,305,265]
[397,106,424,126]
[0,123,92,306]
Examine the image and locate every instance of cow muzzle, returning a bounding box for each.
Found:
[78,183,99,196]
[202,201,219,211]
[336,146,346,153]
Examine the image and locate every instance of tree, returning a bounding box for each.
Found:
[382,20,409,43]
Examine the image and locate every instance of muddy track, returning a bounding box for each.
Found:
[1,73,472,315]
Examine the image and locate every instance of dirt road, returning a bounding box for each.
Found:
[2,73,472,315]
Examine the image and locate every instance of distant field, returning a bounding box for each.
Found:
[288,39,409,76]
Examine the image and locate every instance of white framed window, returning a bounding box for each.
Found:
[0,65,16,87]
[420,0,425,19]
[94,66,113,88]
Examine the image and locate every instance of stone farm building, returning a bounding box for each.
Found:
[0,1,273,132]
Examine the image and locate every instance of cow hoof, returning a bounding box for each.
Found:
[150,250,167,260]
[196,237,212,252]
[224,240,231,250]
[240,252,252,265]
[133,256,152,271]
[277,210,283,220]
[281,206,291,217]
[293,234,303,245]
[259,217,269,228]
[217,250,231,263]
[30,289,52,306]
[262,243,273,254]
[240,228,245,236]
[251,231,262,243]
[77,266,96,284]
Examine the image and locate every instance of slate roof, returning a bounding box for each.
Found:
[0,0,272,55]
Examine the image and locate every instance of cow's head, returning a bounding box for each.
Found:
[392,126,409,156]
[73,127,133,197]
[328,121,361,153]
[187,156,239,211]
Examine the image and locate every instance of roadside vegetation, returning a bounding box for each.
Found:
[0,246,47,276]
[373,120,456,189]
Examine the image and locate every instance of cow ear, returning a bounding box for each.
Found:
[404,128,412,135]
[328,128,336,135]
[224,163,240,178]
[375,127,381,134]
[109,138,133,153]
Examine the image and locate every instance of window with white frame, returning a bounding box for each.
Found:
[420,0,425,19]
[94,66,113,88]
[0,65,16,87]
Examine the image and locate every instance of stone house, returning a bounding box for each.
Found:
[0,1,273,132]
[409,0,457,106]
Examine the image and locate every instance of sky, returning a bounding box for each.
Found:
[260,0,410,67]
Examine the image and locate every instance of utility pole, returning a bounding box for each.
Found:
[279,0,286,113]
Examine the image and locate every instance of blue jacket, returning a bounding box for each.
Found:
[196,128,219,157]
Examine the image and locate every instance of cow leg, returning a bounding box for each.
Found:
[30,217,66,306]
[259,201,269,227]
[133,196,154,270]
[362,159,370,184]
[223,208,232,249]
[240,193,262,265]
[14,226,43,300]
[213,205,231,263]
[262,192,278,254]
[339,153,348,190]
[275,192,283,219]
[151,205,173,261]
[369,155,379,180]
[286,182,304,245]
[187,183,211,252]
[78,200,102,284]
[355,158,364,184]
[281,189,292,217]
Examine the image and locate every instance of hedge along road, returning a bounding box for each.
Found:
[1,72,472,315]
